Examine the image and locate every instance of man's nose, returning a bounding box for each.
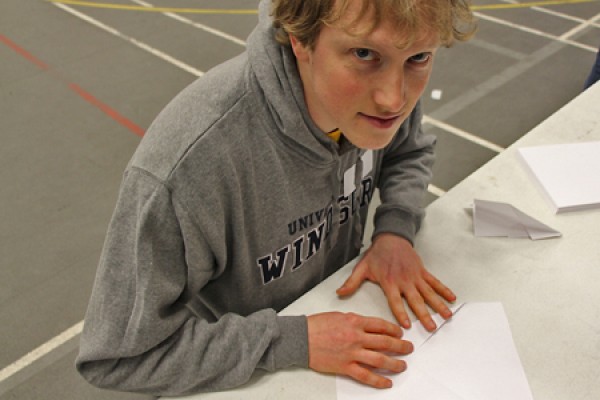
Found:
[373,68,406,112]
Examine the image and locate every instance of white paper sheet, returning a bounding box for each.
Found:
[518,141,600,213]
[336,303,533,400]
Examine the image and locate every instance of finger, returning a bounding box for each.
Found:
[356,349,408,374]
[424,273,457,304]
[361,316,403,338]
[419,274,455,320]
[347,363,394,389]
[363,334,414,355]
[379,281,411,329]
[417,281,453,321]
[403,288,437,332]
[337,260,369,297]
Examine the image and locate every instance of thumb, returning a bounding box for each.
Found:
[336,259,369,297]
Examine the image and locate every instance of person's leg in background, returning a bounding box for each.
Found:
[584,46,600,90]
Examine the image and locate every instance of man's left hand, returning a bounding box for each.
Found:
[336,233,455,332]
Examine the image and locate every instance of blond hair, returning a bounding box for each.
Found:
[271,0,476,49]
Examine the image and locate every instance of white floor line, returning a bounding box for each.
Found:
[428,184,446,198]
[469,37,526,59]
[131,0,247,47]
[498,0,600,27]
[53,2,204,77]
[534,6,600,28]
[559,12,600,41]
[423,115,505,154]
[0,321,83,383]
[475,11,597,53]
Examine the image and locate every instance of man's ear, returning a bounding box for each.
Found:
[289,35,310,62]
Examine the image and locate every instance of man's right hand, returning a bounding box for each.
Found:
[307,312,413,388]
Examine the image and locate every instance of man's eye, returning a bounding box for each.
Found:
[409,52,432,64]
[352,48,377,61]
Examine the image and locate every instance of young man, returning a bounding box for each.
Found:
[77,0,475,396]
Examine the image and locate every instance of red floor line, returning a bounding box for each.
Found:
[0,34,50,71]
[0,33,146,137]
[69,83,145,137]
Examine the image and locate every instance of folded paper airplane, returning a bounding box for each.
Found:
[470,199,561,240]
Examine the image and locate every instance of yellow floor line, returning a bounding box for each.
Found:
[46,0,598,15]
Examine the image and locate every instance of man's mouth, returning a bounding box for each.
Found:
[360,113,403,129]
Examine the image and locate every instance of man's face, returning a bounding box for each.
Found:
[290,2,440,149]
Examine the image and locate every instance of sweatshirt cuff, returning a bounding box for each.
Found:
[272,315,309,369]
[372,207,422,245]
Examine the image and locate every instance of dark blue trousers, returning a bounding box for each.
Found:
[584,48,600,90]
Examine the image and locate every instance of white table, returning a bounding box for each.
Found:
[171,82,600,400]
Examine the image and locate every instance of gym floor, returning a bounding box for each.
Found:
[1,1,599,399]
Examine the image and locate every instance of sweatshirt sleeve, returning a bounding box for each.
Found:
[373,102,436,244]
[76,168,308,396]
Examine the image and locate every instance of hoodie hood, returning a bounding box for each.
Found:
[247,0,342,165]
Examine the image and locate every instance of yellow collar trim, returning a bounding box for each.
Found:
[327,128,342,143]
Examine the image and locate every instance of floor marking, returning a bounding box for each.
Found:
[475,11,597,52]
[131,0,246,47]
[534,4,600,27]
[53,2,204,77]
[468,37,526,60]
[472,0,598,10]
[48,0,598,52]
[0,32,146,137]
[429,39,567,125]
[48,0,258,14]
[0,34,50,70]
[481,0,600,28]
[48,0,599,14]
[423,115,505,153]
[0,322,83,383]
[70,82,146,137]
[559,12,600,40]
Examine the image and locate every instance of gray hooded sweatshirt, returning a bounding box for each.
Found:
[76,0,435,396]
